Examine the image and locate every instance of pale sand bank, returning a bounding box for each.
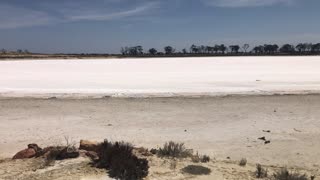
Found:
[0,95,320,170]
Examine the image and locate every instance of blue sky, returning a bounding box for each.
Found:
[0,0,319,53]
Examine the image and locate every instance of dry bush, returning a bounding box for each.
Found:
[158,141,192,158]
[255,164,268,178]
[96,140,149,180]
[191,152,210,163]
[42,147,61,167]
[239,158,247,166]
[273,168,308,180]
[181,165,211,175]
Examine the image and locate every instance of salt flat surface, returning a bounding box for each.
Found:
[0,56,320,97]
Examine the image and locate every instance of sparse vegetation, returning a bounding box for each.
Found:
[181,165,211,175]
[191,152,210,163]
[255,164,268,178]
[42,147,61,167]
[157,141,192,158]
[95,140,149,180]
[239,158,247,166]
[273,168,308,180]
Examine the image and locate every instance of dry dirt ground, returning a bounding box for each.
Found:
[0,95,320,179]
[1,152,317,180]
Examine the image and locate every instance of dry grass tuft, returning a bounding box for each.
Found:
[157,141,192,158]
[273,168,308,180]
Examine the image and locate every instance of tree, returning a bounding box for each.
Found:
[148,48,157,55]
[1,49,7,54]
[229,45,240,53]
[136,46,143,55]
[121,47,128,55]
[272,44,279,53]
[219,44,227,54]
[199,45,206,53]
[252,46,264,54]
[206,46,214,54]
[242,44,249,53]
[312,43,320,52]
[264,44,278,54]
[280,44,295,53]
[182,48,187,54]
[213,45,220,54]
[190,44,198,54]
[305,43,313,52]
[296,43,306,53]
[164,46,175,54]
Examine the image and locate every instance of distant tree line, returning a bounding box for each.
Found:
[121,43,320,56]
[0,49,30,54]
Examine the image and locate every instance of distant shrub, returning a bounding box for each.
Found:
[191,152,210,163]
[255,164,268,178]
[158,141,192,158]
[239,158,247,166]
[201,155,210,163]
[96,140,149,180]
[273,168,308,180]
[181,165,211,175]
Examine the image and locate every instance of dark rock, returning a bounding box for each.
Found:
[258,137,266,141]
[264,140,271,144]
[13,148,36,159]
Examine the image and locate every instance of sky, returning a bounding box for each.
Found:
[0,0,319,54]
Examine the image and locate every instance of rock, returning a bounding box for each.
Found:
[258,137,266,141]
[262,130,271,133]
[264,140,271,144]
[13,148,36,159]
[85,151,99,161]
[79,140,99,152]
[28,144,41,151]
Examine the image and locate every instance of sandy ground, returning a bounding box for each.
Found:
[1,56,320,97]
[1,57,320,179]
[1,95,320,172]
